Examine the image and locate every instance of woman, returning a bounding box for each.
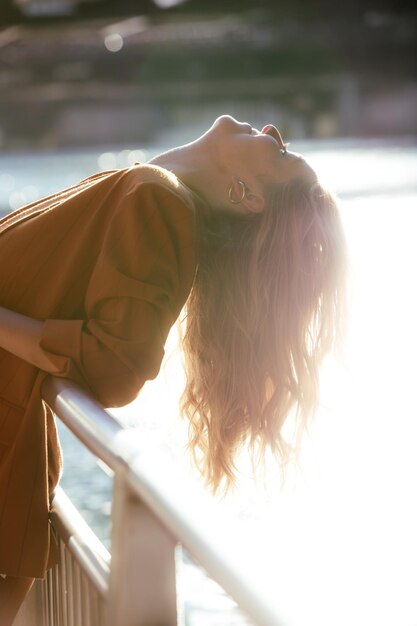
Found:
[0,115,347,622]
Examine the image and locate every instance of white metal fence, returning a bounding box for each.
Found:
[15,376,285,626]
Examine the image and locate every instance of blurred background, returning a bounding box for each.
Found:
[2,2,417,625]
[0,0,416,152]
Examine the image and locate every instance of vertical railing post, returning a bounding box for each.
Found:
[106,471,178,626]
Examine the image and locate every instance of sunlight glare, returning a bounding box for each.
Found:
[110,148,417,625]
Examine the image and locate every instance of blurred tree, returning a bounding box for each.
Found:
[1,0,415,26]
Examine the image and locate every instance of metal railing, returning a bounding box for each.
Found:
[15,376,285,626]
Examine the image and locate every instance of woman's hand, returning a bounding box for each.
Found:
[0,306,61,372]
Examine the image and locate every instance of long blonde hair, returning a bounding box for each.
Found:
[181,174,347,491]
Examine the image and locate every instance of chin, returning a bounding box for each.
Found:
[211,115,248,136]
[214,114,239,126]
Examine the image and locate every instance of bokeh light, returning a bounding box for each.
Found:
[104,32,124,53]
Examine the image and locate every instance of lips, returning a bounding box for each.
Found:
[262,124,283,147]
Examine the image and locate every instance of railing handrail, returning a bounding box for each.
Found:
[43,376,286,626]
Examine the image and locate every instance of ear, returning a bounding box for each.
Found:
[229,176,265,214]
[242,189,265,214]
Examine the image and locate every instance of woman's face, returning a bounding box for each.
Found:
[204,115,313,186]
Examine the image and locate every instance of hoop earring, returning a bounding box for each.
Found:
[228,180,246,204]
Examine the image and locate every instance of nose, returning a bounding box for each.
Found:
[262,124,285,148]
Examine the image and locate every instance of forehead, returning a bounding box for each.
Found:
[269,151,316,184]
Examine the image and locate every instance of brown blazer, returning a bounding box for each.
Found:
[0,164,197,577]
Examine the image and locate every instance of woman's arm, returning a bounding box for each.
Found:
[0,305,62,372]
[0,181,195,407]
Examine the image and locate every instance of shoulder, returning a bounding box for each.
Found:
[107,164,198,249]
[102,165,197,256]
[117,163,196,211]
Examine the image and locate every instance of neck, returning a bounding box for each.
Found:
[149,142,203,185]
[148,139,227,210]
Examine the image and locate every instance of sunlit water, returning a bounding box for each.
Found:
[1,137,417,625]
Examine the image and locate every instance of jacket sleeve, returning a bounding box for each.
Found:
[38,181,196,408]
